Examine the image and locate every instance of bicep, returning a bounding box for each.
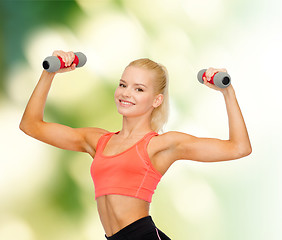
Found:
[22,121,105,154]
[169,132,242,162]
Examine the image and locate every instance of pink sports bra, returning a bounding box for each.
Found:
[90,131,162,203]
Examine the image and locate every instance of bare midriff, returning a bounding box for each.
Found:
[97,194,150,237]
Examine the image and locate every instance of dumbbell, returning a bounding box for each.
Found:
[197,69,231,88]
[42,52,87,72]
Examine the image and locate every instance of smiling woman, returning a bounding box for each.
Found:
[19,50,251,239]
[124,59,169,133]
[114,61,167,133]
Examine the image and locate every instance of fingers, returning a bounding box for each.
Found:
[204,67,227,82]
[55,63,76,74]
[52,50,75,67]
[204,67,216,82]
[50,50,76,74]
[202,67,228,92]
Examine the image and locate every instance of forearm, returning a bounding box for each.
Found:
[20,70,56,128]
[223,85,252,155]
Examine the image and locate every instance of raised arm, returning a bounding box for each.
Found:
[19,50,107,157]
[162,68,252,163]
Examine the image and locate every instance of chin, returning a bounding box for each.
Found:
[116,107,144,118]
[117,109,137,117]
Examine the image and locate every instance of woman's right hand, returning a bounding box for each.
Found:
[52,50,77,74]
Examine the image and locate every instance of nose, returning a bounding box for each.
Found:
[121,87,131,98]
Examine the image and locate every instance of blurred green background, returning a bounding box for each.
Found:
[0,0,281,239]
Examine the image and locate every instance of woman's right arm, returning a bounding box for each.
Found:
[19,51,107,157]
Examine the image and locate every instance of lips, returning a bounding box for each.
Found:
[119,99,135,106]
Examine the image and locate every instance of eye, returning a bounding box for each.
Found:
[119,83,126,88]
[136,88,144,92]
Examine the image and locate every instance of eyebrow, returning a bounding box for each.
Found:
[120,79,147,88]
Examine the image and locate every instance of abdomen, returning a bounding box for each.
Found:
[96,195,150,236]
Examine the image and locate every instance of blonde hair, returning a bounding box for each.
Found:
[127,58,169,133]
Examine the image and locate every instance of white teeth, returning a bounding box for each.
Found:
[120,100,133,105]
[121,101,132,105]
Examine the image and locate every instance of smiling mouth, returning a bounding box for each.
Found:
[119,100,135,105]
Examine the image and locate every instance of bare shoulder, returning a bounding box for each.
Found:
[148,131,194,175]
[149,131,194,160]
[80,127,109,156]
[84,127,109,146]
[149,130,196,161]
[152,131,195,151]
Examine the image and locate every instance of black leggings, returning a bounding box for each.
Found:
[105,216,171,240]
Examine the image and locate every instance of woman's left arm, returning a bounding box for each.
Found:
[167,68,252,162]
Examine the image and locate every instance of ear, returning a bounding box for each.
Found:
[153,94,164,108]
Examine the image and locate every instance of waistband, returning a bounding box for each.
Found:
[105,216,156,240]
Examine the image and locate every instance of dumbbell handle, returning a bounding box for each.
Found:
[197,69,231,88]
[42,52,87,72]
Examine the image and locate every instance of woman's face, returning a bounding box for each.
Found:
[114,66,162,118]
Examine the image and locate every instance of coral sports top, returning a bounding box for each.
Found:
[90,131,162,203]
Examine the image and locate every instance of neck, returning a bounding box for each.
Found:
[119,115,153,138]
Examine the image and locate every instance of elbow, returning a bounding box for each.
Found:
[19,119,41,137]
[19,120,31,135]
[242,146,252,157]
[237,144,252,158]
[247,144,252,156]
[226,140,252,160]
[19,120,27,132]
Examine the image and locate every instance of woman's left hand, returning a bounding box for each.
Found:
[203,67,229,93]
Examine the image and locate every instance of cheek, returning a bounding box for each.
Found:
[114,88,120,104]
[139,95,155,108]
[114,88,120,98]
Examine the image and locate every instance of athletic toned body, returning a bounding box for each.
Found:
[20,51,251,237]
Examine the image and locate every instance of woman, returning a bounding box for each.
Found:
[20,50,252,240]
